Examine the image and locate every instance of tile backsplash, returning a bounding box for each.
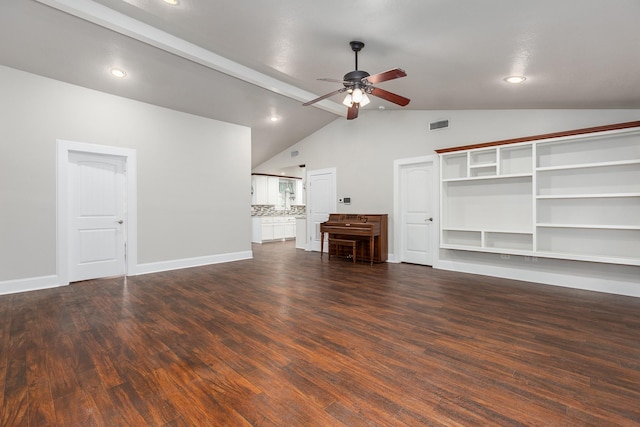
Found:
[251,204,306,217]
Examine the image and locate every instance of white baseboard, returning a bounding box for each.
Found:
[435,260,640,298]
[1,251,254,295]
[5,253,635,298]
[0,275,64,296]
[386,253,400,263]
[135,250,253,276]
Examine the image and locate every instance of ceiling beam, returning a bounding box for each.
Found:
[35,0,344,116]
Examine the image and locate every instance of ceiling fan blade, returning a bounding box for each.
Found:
[365,68,407,84]
[347,103,359,120]
[370,87,411,106]
[302,88,347,106]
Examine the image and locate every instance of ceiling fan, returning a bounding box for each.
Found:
[303,41,410,120]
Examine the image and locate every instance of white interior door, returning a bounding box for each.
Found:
[68,151,126,281]
[399,161,435,265]
[307,168,336,252]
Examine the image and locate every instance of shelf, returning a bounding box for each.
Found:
[537,196,640,227]
[536,159,640,172]
[440,123,640,266]
[441,227,478,232]
[537,163,640,196]
[440,244,535,257]
[536,131,640,169]
[442,176,532,232]
[470,163,496,169]
[485,231,533,251]
[536,223,640,230]
[441,229,533,252]
[469,164,497,177]
[536,193,640,199]
[500,144,533,175]
[440,244,640,267]
[469,149,496,166]
[442,173,532,182]
[442,229,481,247]
[537,227,640,260]
[441,153,468,180]
[442,227,532,234]
[531,251,640,267]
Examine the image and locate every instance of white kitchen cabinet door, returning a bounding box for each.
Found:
[252,175,269,205]
[284,221,296,238]
[268,177,280,206]
[272,217,285,239]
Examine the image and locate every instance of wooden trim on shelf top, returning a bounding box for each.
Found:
[435,120,640,154]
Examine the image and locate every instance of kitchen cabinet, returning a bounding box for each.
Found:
[260,217,274,241]
[252,216,296,243]
[284,218,296,238]
[295,179,304,205]
[251,175,280,205]
[252,174,304,208]
[267,176,280,205]
[295,218,306,249]
[251,175,268,205]
[273,216,286,240]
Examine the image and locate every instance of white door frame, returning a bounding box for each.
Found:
[56,140,138,285]
[393,155,439,264]
[306,167,337,252]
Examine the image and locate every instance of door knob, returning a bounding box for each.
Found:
[426,217,433,222]
[116,220,124,224]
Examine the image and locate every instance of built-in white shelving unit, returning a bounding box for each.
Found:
[438,121,640,266]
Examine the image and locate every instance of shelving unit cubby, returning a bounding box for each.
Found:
[437,121,640,266]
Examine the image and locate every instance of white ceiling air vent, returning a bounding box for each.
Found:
[429,119,449,131]
[291,150,299,158]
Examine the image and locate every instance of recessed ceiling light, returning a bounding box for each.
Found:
[270,116,280,122]
[504,75,526,84]
[163,0,179,5]
[110,68,127,78]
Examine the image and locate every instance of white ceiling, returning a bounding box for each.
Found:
[2,0,639,167]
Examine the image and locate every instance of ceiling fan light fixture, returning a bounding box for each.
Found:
[302,41,410,118]
[352,88,363,103]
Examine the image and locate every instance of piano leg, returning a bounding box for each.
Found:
[369,236,374,265]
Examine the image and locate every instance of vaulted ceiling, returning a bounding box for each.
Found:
[2,0,639,167]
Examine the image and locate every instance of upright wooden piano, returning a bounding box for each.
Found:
[320,214,388,264]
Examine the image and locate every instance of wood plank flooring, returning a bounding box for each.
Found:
[1,241,639,426]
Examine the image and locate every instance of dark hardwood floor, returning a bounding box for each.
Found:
[1,241,639,426]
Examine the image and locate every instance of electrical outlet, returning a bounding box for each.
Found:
[501,254,510,260]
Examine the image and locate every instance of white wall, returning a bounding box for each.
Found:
[0,66,252,293]
[254,108,640,296]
